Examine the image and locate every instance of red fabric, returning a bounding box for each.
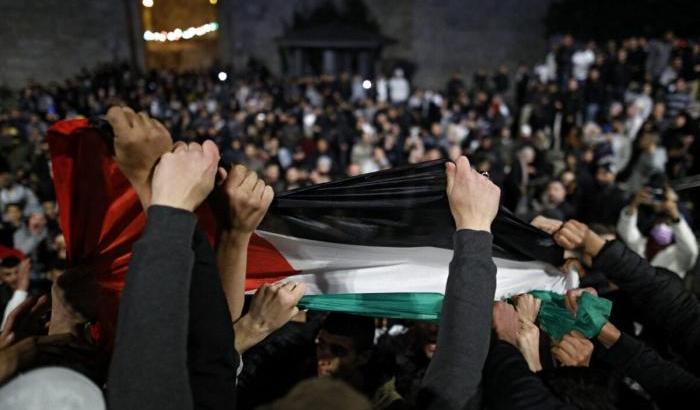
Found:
[47,119,297,346]
[48,119,144,347]
[0,246,26,261]
[245,234,299,289]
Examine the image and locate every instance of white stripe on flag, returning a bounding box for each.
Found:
[257,231,579,299]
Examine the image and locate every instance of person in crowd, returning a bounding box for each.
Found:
[388,69,410,104]
[417,155,501,409]
[314,312,405,409]
[0,256,29,330]
[625,131,668,194]
[0,165,41,217]
[535,179,576,221]
[617,185,698,277]
[580,161,627,226]
[0,31,698,410]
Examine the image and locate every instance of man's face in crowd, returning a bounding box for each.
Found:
[1,265,20,289]
[28,213,46,232]
[316,329,359,377]
[546,181,567,205]
[0,172,11,189]
[4,205,22,225]
[42,201,58,220]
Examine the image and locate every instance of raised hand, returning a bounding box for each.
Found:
[233,281,306,353]
[0,295,49,349]
[530,215,563,235]
[553,219,606,260]
[660,188,680,220]
[0,337,37,384]
[516,318,542,372]
[551,331,594,367]
[222,165,274,235]
[514,293,541,323]
[16,259,30,292]
[106,106,173,207]
[563,287,598,316]
[151,141,221,212]
[629,187,654,211]
[492,301,520,346]
[445,156,501,232]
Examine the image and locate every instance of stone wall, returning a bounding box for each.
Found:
[0,0,141,88]
[0,0,553,90]
[220,0,554,88]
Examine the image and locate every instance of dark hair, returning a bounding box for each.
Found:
[322,313,375,353]
[3,202,23,213]
[56,265,99,322]
[1,256,21,268]
[540,367,620,410]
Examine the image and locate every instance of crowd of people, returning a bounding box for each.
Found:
[0,32,699,409]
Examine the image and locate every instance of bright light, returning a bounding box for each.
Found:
[143,22,219,42]
[362,80,372,90]
[142,0,153,7]
[218,71,228,82]
[209,0,218,4]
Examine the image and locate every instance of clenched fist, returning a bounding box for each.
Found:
[551,331,594,367]
[150,141,220,212]
[106,106,173,207]
[492,301,520,346]
[234,281,306,353]
[446,156,500,232]
[514,293,541,323]
[553,220,606,261]
[222,165,274,235]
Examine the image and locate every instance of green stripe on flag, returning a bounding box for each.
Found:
[298,293,444,321]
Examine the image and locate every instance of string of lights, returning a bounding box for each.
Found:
[143,22,219,42]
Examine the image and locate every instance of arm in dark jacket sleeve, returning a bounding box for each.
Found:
[108,206,197,410]
[483,341,576,410]
[598,332,700,408]
[592,240,700,373]
[418,229,496,410]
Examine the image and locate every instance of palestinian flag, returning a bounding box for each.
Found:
[249,160,576,320]
[47,119,576,343]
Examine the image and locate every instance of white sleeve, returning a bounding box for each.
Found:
[617,207,646,256]
[1,290,28,331]
[236,351,244,384]
[671,217,699,272]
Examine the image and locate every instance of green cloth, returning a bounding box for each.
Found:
[298,292,443,321]
[530,290,612,341]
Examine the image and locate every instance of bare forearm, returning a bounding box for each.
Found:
[217,230,251,322]
[233,314,268,354]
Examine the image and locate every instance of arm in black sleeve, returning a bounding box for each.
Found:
[483,341,575,410]
[598,332,700,407]
[592,240,700,373]
[186,226,239,409]
[418,230,497,410]
[108,206,197,410]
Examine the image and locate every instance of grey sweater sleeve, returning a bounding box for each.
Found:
[419,229,497,410]
[108,206,197,410]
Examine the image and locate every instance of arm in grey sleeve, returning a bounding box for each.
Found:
[108,206,197,410]
[419,229,497,410]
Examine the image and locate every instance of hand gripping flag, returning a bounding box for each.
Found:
[47,119,577,345]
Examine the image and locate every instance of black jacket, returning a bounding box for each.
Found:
[599,332,700,409]
[483,341,576,410]
[592,240,700,376]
